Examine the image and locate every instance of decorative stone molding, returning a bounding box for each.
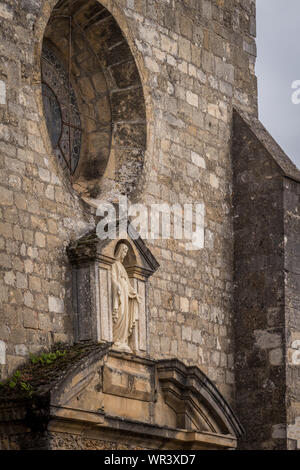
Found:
[156,359,243,437]
[67,225,159,355]
[0,346,243,450]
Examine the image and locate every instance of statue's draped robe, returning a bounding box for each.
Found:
[111,260,139,347]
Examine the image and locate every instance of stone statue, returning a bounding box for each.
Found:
[111,243,141,353]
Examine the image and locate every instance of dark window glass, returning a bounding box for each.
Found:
[41,44,82,175]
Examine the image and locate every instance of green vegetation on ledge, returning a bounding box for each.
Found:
[0,342,109,402]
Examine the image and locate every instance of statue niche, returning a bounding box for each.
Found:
[111,243,141,353]
[67,228,159,356]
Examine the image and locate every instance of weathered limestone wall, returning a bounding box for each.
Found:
[284,178,300,450]
[0,0,257,409]
[232,112,286,450]
[232,111,300,450]
[0,1,96,377]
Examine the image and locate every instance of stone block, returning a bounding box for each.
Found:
[48,296,64,314]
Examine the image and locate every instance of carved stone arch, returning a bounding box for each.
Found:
[35,0,148,205]
[156,360,244,438]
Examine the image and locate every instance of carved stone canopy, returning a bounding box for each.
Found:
[67,223,159,279]
[67,224,159,355]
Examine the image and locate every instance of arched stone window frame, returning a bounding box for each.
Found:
[32,0,153,207]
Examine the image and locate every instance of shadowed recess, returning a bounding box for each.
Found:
[42,0,147,201]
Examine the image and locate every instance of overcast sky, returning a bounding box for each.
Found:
[256,0,300,169]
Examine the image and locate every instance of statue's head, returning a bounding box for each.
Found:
[115,243,129,262]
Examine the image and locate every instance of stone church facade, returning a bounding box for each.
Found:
[0,0,299,450]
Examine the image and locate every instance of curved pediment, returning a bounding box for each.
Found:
[0,345,243,450]
[51,350,243,449]
[156,359,243,438]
